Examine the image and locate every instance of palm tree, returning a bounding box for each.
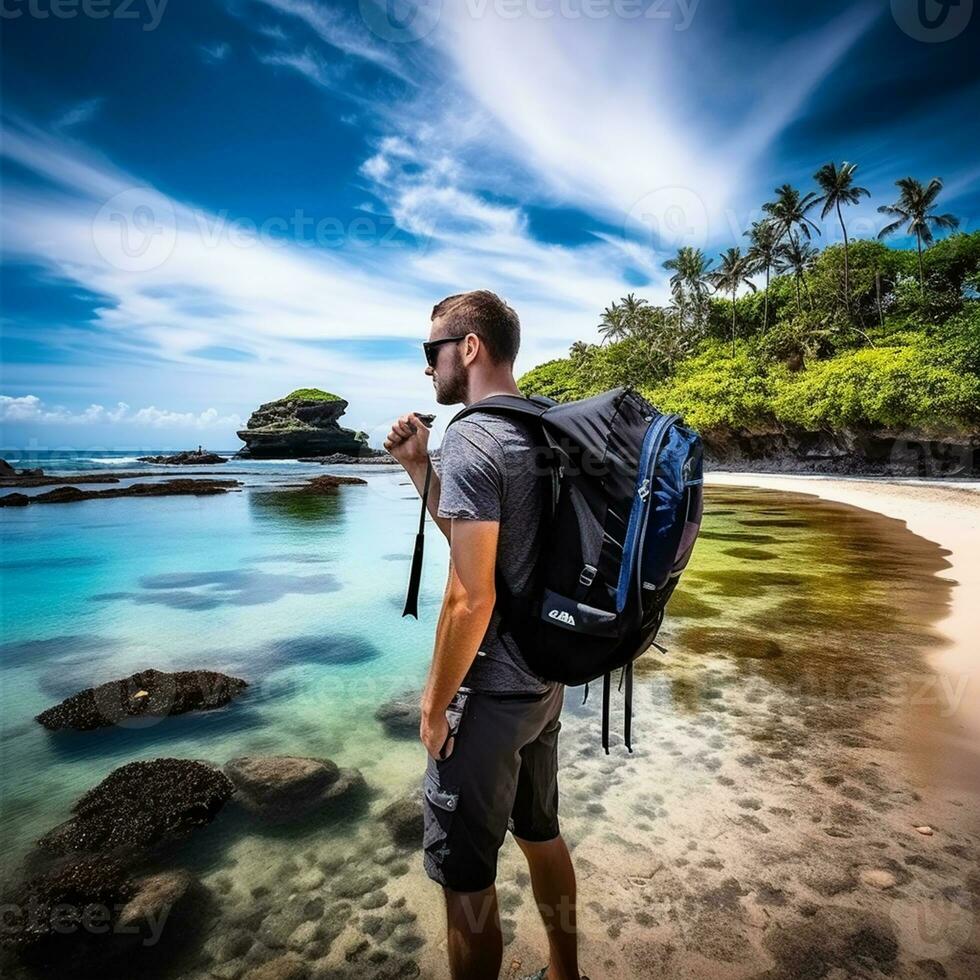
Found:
[662,247,713,332]
[762,183,822,244]
[813,161,870,312]
[707,247,757,356]
[597,302,625,344]
[744,220,780,332]
[877,177,960,296]
[569,340,591,360]
[776,233,819,314]
[618,292,650,335]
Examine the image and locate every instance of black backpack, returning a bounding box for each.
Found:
[404,386,704,753]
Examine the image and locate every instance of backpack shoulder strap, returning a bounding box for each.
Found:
[447,394,552,428]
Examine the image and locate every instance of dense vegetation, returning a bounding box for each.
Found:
[283,388,341,402]
[518,173,979,438]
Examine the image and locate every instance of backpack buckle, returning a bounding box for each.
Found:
[578,564,597,587]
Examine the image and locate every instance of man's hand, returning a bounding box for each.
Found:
[384,412,430,468]
[420,707,453,761]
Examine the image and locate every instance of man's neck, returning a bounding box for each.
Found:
[464,375,522,406]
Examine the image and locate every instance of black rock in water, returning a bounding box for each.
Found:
[137,450,226,465]
[38,758,234,855]
[0,478,240,506]
[35,668,248,732]
[375,691,422,739]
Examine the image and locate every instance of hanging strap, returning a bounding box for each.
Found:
[601,671,611,755]
[402,456,432,619]
[624,660,634,753]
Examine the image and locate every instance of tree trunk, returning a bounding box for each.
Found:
[763,263,770,333]
[794,276,802,314]
[837,200,850,314]
[916,232,925,299]
[731,290,737,357]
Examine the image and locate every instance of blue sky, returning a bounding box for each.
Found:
[1,0,978,450]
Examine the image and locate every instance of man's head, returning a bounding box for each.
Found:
[425,290,520,405]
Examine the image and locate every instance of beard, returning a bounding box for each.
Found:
[432,349,469,405]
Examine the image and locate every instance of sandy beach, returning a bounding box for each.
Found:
[466,475,980,980]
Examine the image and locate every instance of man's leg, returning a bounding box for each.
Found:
[443,883,502,980]
[513,833,580,980]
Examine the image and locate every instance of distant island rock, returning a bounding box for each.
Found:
[36,668,248,732]
[137,450,226,465]
[299,451,399,465]
[236,388,384,460]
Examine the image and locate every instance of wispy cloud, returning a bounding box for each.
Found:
[1,395,242,429]
[53,98,104,132]
[200,42,231,64]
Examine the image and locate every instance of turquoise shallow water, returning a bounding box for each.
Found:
[0,452,447,875]
[3,454,977,980]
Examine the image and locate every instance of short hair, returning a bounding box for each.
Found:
[431,290,520,365]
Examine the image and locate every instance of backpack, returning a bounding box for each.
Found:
[403,386,704,753]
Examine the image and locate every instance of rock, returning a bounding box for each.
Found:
[0,857,135,954]
[224,756,366,824]
[288,475,368,494]
[243,952,310,980]
[915,825,935,835]
[0,457,15,477]
[298,453,397,465]
[137,450,226,465]
[703,426,979,478]
[379,795,424,849]
[0,478,241,507]
[859,868,899,889]
[116,870,202,940]
[39,758,234,855]
[375,692,421,739]
[35,668,248,732]
[236,390,374,460]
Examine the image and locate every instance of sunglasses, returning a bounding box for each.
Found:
[422,334,467,368]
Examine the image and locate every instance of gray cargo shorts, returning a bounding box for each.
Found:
[422,681,565,893]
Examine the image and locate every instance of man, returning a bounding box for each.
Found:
[384,291,587,980]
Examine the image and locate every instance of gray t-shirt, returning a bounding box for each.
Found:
[435,410,553,696]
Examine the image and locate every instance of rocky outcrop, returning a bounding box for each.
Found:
[36,668,248,732]
[703,426,980,477]
[236,389,380,459]
[223,756,366,824]
[137,450,226,465]
[286,474,368,494]
[0,860,206,971]
[0,478,241,507]
[299,452,399,465]
[39,758,234,856]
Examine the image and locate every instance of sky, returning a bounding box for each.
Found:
[1,0,978,450]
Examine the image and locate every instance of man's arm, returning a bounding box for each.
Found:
[384,413,451,542]
[419,519,498,759]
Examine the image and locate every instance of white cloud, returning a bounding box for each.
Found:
[0,395,242,429]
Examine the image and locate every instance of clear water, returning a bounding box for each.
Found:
[1,457,974,980]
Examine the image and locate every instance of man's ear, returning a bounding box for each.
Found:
[463,332,480,365]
